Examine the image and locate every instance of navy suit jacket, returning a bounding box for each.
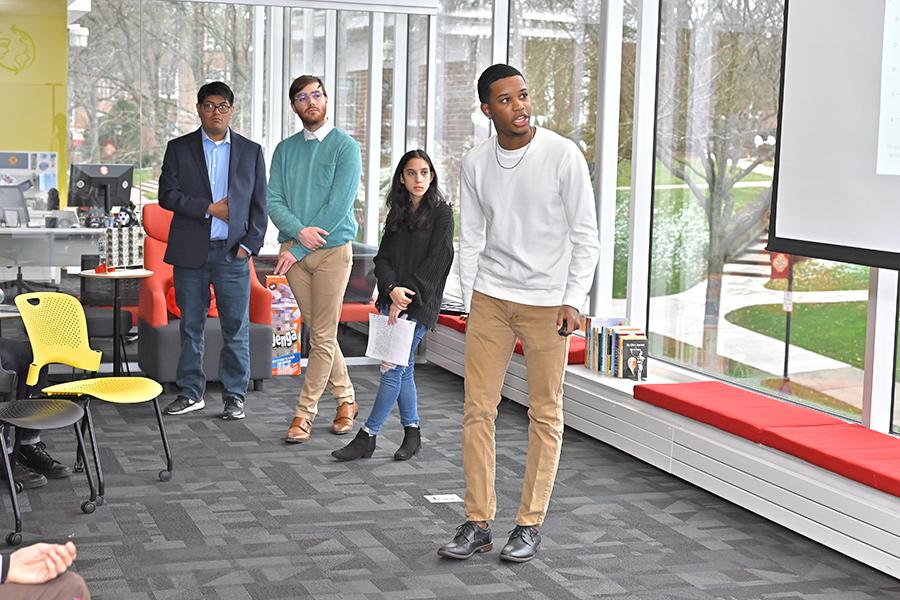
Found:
[158,128,267,268]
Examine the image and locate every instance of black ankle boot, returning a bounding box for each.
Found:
[394,426,421,461]
[331,429,376,461]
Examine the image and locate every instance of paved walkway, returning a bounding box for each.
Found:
[649,273,867,409]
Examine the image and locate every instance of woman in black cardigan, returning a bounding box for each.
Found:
[333,150,454,461]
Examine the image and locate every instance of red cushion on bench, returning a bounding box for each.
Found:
[633,381,840,443]
[761,423,900,497]
[512,335,585,365]
[340,302,378,322]
[436,314,586,364]
[438,314,467,333]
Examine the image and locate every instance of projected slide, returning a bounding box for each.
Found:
[770,0,900,269]
[878,0,900,175]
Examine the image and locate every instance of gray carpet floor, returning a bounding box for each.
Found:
[3,363,899,599]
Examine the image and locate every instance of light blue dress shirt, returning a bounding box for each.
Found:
[201,127,230,241]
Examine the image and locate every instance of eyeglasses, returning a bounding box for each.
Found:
[293,91,325,104]
[200,102,232,114]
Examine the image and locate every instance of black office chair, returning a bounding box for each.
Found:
[0,364,96,546]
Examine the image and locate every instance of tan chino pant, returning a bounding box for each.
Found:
[285,242,355,419]
[1,571,91,599]
[462,291,569,526]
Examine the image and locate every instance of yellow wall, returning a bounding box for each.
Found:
[0,0,68,199]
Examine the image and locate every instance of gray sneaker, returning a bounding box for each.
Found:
[164,395,205,415]
[222,397,245,420]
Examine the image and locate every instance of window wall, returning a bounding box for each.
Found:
[432,1,493,300]
[380,14,397,225]
[647,0,870,421]
[68,0,259,202]
[406,15,430,151]
[61,0,900,434]
[286,8,326,138]
[893,304,900,433]
[509,0,602,163]
[336,10,370,242]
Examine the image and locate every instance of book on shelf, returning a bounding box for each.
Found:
[609,325,643,376]
[583,316,626,371]
[617,334,648,380]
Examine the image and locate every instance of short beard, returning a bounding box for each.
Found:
[300,112,325,130]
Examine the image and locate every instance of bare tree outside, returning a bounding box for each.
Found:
[68,0,255,190]
[654,0,783,368]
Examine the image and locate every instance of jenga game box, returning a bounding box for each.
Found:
[267,275,302,376]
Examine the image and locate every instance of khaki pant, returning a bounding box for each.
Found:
[2,571,91,599]
[462,291,569,526]
[285,242,355,419]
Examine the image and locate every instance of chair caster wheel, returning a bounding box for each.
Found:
[158,470,171,482]
[6,532,21,546]
[81,501,96,514]
[14,481,23,494]
[73,464,84,473]
[95,496,104,506]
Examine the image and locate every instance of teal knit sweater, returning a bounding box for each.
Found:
[267,128,362,261]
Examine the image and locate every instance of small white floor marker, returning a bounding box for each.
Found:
[424,494,463,503]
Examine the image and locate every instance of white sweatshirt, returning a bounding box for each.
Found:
[459,127,601,311]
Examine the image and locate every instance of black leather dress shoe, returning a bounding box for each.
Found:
[437,521,492,560]
[499,525,541,562]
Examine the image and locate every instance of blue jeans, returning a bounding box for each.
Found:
[363,310,428,435]
[173,241,251,402]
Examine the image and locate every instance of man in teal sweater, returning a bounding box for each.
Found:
[268,75,362,443]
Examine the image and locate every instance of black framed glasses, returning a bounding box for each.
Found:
[200,102,232,114]
[293,91,325,104]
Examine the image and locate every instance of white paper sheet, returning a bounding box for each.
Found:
[365,314,416,366]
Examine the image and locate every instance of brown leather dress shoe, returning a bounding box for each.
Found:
[332,402,358,435]
[285,417,312,443]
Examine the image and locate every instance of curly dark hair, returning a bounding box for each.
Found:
[384,150,446,234]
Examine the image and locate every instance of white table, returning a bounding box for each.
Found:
[0,227,105,294]
[78,268,153,376]
[0,304,19,336]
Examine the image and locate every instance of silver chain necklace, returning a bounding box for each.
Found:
[494,127,536,170]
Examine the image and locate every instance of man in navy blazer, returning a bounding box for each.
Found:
[158,81,267,420]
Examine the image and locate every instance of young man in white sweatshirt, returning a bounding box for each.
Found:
[437,64,601,563]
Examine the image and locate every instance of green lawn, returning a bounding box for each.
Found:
[725,301,868,369]
[765,260,869,292]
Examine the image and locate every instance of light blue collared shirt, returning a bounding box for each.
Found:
[201,127,230,241]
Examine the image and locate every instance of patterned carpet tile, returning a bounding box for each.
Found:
[1,364,897,599]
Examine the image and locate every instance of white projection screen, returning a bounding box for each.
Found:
[768,0,900,268]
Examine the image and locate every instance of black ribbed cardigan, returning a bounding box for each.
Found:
[374,202,454,328]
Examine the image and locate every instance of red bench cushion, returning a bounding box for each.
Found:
[761,423,900,497]
[633,381,840,443]
[633,381,900,498]
[438,314,467,333]
[437,314,586,365]
[340,302,378,322]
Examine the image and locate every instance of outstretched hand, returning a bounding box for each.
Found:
[7,542,77,585]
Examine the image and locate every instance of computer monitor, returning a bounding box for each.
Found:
[0,185,29,227]
[68,164,134,213]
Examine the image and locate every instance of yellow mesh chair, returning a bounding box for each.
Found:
[15,292,173,509]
